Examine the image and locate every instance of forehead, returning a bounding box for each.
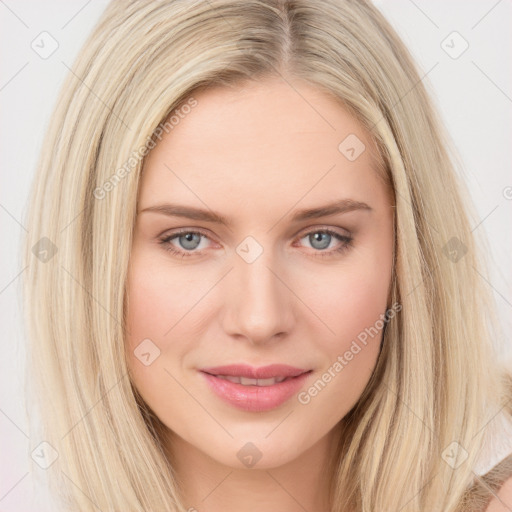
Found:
[138,78,386,217]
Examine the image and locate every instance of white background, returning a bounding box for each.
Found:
[1,1,511,509]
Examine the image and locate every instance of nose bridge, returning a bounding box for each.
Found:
[223,236,293,343]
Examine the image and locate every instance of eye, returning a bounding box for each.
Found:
[158,229,212,258]
[158,227,353,259]
[295,228,353,258]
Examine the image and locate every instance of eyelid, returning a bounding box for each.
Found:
[294,224,351,239]
[160,227,218,248]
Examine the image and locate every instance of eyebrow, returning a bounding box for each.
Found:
[139,199,372,226]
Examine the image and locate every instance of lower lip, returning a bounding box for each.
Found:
[200,371,312,412]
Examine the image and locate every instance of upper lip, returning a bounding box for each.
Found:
[200,364,310,379]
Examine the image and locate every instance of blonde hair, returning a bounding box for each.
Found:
[22,0,512,510]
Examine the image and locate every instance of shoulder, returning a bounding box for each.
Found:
[484,473,512,511]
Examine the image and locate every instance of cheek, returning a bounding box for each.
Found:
[299,239,392,398]
[295,262,391,419]
[335,265,390,341]
[303,248,392,348]
[124,246,222,408]
[125,248,205,350]
[124,251,191,399]
[315,284,387,386]
[125,271,167,356]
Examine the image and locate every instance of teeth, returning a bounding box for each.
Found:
[215,375,288,386]
[224,375,242,384]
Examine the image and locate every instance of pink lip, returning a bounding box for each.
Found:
[200,364,308,379]
[199,364,312,412]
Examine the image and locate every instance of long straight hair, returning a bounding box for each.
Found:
[22,0,512,510]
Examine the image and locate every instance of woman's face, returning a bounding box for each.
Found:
[125,77,394,469]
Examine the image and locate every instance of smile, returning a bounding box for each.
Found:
[199,365,313,412]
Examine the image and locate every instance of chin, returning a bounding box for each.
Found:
[205,433,310,470]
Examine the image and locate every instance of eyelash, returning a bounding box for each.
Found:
[158,228,353,259]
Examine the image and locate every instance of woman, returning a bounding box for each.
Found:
[22,0,512,510]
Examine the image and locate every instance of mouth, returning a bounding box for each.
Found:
[199,365,313,412]
[199,363,310,380]
[204,374,294,386]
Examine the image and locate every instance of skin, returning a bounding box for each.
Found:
[125,76,394,511]
[486,475,512,511]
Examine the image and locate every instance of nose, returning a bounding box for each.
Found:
[221,246,295,345]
